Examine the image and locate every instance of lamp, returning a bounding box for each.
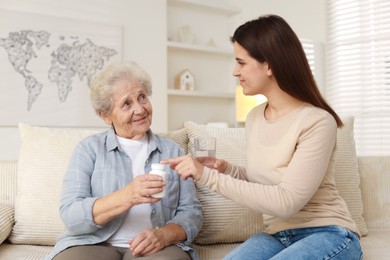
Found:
[235,86,267,123]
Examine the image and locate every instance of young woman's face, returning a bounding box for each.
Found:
[101,79,153,140]
[232,42,272,96]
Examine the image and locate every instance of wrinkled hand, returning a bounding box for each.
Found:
[124,174,165,206]
[129,228,166,256]
[161,155,204,182]
[93,174,165,226]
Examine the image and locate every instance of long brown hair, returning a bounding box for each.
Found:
[231,15,343,127]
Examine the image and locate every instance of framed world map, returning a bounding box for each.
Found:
[0,9,122,127]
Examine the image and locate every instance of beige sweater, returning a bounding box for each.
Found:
[199,102,360,237]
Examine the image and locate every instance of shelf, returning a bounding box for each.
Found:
[167,41,232,56]
[167,0,241,15]
[166,0,240,131]
[168,89,235,98]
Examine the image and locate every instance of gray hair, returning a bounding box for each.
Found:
[90,60,152,116]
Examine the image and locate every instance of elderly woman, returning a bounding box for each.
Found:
[46,61,203,260]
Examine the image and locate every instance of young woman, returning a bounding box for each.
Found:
[163,15,362,260]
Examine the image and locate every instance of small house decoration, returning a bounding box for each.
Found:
[175,69,195,91]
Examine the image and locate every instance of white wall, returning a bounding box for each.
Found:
[0,0,326,161]
[0,0,167,160]
[231,0,327,93]
[232,0,327,42]
[233,0,328,93]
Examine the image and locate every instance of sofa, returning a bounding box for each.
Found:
[0,119,389,260]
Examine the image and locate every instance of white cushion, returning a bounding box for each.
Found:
[334,117,367,236]
[9,123,100,245]
[160,128,189,154]
[184,121,264,245]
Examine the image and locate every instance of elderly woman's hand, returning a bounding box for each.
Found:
[125,174,165,205]
[93,174,164,226]
[161,155,204,182]
[128,228,166,256]
[129,224,187,257]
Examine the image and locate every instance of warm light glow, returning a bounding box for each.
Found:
[235,86,267,122]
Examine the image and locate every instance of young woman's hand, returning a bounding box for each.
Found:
[212,159,229,173]
[161,155,204,182]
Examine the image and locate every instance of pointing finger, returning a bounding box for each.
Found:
[160,155,187,166]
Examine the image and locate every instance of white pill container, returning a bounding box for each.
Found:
[150,163,166,198]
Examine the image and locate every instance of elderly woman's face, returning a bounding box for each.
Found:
[102,78,152,139]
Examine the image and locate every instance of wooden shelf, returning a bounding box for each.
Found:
[167,41,232,56]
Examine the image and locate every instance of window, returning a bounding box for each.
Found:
[302,39,325,93]
[327,0,390,156]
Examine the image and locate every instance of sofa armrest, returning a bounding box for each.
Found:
[0,203,14,244]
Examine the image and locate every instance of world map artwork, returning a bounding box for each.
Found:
[0,30,118,111]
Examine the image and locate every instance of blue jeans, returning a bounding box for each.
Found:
[224,226,362,260]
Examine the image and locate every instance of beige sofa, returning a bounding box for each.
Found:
[0,119,389,259]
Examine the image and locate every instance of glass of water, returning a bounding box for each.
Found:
[193,137,216,168]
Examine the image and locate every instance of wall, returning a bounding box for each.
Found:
[0,0,167,160]
[233,0,327,42]
[232,0,327,92]
[0,0,326,160]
